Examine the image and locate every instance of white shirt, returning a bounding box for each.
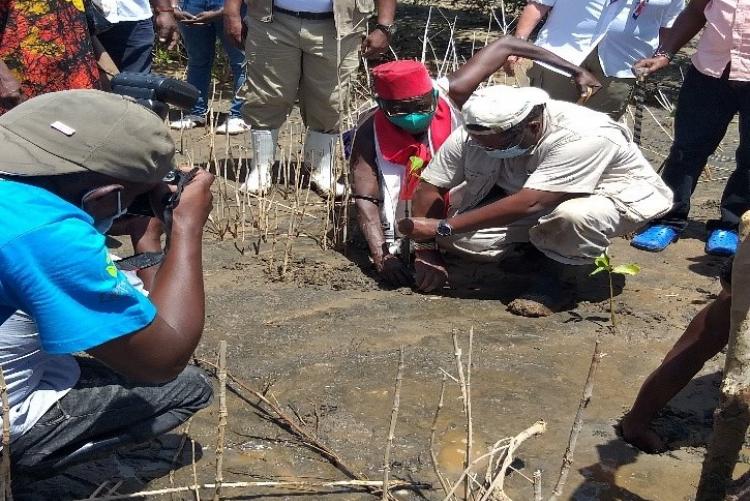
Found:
[97,0,153,23]
[275,0,334,13]
[533,0,684,78]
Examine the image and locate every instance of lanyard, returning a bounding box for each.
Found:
[608,0,648,19]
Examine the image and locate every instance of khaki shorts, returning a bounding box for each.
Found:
[527,48,634,120]
[242,12,361,132]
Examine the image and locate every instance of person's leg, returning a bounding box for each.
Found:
[298,19,360,196]
[527,62,582,104]
[717,80,750,229]
[620,290,731,453]
[240,13,302,192]
[97,19,155,73]
[176,1,216,121]
[655,66,738,231]
[217,16,248,119]
[580,48,634,120]
[11,358,213,474]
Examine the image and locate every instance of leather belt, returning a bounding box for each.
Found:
[273,6,334,20]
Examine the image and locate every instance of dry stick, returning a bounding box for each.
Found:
[478,420,547,501]
[441,443,516,501]
[421,6,433,64]
[194,359,373,488]
[382,348,405,500]
[76,480,425,501]
[0,367,11,501]
[213,341,228,501]
[168,418,193,501]
[467,327,474,492]
[451,331,470,500]
[533,470,542,501]
[190,438,201,501]
[430,375,452,497]
[548,338,603,501]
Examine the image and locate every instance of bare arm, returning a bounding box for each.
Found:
[0,60,22,109]
[362,0,397,58]
[223,0,246,48]
[633,0,709,76]
[449,35,601,109]
[448,188,578,233]
[514,2,552,40]
[88,171,214,383]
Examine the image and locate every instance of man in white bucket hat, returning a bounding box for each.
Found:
[399,85,673,316]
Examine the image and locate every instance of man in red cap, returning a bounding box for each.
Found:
[350,35,601,286]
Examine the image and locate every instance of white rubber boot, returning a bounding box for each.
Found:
[240,129,278,194]
[305,130,345,198]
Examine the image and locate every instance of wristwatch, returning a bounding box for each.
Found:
[373,22,396,37]
[436,219,454,237]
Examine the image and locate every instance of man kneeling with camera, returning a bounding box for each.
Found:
[0,89,214,477]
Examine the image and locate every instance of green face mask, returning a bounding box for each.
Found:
[387,111,435,134]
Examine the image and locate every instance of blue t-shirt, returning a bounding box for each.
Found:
[0,179,157,354]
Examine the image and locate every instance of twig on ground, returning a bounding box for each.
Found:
[382,347,405,500]
[430,374,452,497]
[191,438,201,501]
[534,470,542,501]
[548,338,603,501]
[451,330,471,500]
[0,367,12,501]
[168,418,193,501]
[75,480,428,501]
[213,341,228,501]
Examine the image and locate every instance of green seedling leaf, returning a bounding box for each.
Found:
[612,263,641,276]
[594,254,610,270]
[590,267,606,276]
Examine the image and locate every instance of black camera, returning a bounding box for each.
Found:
[111,72,199,120]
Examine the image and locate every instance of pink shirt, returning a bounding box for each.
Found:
[693,0,750,81]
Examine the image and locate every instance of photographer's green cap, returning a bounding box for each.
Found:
[0,89,175,183]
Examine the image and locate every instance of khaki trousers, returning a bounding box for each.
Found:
[242,12,361,132]
[439,195,644,265]
[527,48,634,120]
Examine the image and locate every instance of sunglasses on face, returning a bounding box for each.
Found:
[377,89,438,117]
[466,123,525,150]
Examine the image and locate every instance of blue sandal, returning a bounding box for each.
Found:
[631,224,679,252]
[706,228,739,256]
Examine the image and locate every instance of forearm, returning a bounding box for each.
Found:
[224,0,243,17]
[411,182,448,222]
[514,3,550,40]
[659,3,707,54]
[150,0,172,11]
[356,202,388,260]
[132,231,162,292]
[447,193,550,233]
[375,0,396,24]
[148,224,205,356]
[449,36,586,107]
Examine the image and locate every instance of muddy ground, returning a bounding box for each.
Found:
[15,4,750,500]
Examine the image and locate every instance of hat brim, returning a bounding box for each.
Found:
[0,125,89,177]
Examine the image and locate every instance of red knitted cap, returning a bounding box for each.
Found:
[372,60,432,100]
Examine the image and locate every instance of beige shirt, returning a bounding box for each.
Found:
[421,100,673,223]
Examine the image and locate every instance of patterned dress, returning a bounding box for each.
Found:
[0,0,100,114]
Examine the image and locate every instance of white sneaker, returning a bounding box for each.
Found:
[217,117,250,135]
[169,116,205,130]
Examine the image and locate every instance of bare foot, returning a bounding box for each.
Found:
[617,415,667,454]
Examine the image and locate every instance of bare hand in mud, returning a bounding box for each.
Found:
[414,250,448,292]
[375,253,413,287]
[397,217,438,241]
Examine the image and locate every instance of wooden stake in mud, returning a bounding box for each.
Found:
[0,367,11,501]
[429,374,451,496]
[213,341,228,501]
[549,337,603,501]
[382,347,405,500]
[696,211,750,500]
[451,330,471,501]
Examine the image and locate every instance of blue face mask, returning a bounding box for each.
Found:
[387,111,435,134]
[484,144,532,159]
